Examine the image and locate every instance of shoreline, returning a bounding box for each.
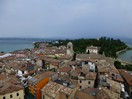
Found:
[116,44,132,63]
[116,47,129,55]
[116,43,132,55]
[117,48,132,64]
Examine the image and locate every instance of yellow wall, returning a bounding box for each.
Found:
[43,94,51,99]
[78,80,95,89]
[0,89,24,99]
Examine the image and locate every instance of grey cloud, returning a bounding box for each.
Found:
[0,0,132,39]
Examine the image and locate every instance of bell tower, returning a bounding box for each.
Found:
[67,42,74,56]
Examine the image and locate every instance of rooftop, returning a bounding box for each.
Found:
[41,81,73,98]
[118,69,132,86]
[85,72,97,80]
[81,88,99,96]
[107,78,121,94]
[0,73,23,95]
[74,90,96,99]
[86,46,99,50]
[28,71,55,85]
[76,53,106,60]
[70,68,81,77]
[60,67,72,73]
[54,78,76,89]
[97,87,120,99]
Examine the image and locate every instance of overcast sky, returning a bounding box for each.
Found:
[0,0,132,39]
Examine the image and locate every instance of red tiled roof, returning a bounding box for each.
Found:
[118,69,132,86]
[60,67,72,73]
[113,75,124,83]
[82,58,96,63]
[50,62,60,66]
[86,72,97,80]
[74,90,95,99]
[0,74,24,95]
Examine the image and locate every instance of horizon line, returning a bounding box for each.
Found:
[0,36,131,40]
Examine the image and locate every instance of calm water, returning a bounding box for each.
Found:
[0,38,53,53]
[0,38,132,62]
[118,50,132,62]
[118,41,132,62]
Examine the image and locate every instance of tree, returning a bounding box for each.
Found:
[114,61,121,69]
[0,51,4,53]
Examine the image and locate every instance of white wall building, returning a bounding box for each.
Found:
[86,46,99,54]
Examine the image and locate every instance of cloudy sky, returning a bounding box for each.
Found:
[0,0,132,39]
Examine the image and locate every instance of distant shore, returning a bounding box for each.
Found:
[116,43,132,55]
[116,47,129,55]
[117,43,132,63]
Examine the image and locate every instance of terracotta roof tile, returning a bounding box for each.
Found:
[118,69,132,86]
[60,67,72,73]
[0,74,23,95]
[86,72,97,80]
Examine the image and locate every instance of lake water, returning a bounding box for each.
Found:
[0,38,132,62]
[118,41,132,62]
[118,50,132,62]
[0,38,53,53]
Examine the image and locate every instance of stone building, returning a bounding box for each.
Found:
[86,46,99,54]
[67,42,74,57]
[0,74,24,99]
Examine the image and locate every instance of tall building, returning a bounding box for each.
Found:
[67,42,74,56]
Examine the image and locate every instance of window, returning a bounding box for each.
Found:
[10,95,13,98]
[22,71,24,74]
[66,94,68,99]
[17,93,19,96]
[88,81,91,84]
[80,80,82,83]
[3,96,6,99]
[85,62,88,64]
[43,95,45,99]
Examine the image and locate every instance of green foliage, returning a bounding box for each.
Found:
[114,61,121,69]
[52,38,100,53]
[51,37,127,58]
[34,37,127,58]
[0,51,4,53]
[114,61,132,71]
[99,37,127,58]
[34,42,42,48]
[54,56,58,59]
[125,65,132,71]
